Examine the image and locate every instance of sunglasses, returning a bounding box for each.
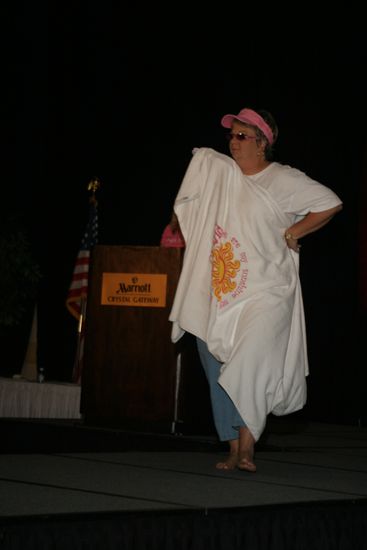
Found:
[225,132,257,142]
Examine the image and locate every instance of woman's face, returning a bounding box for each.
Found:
[227,121,264,164]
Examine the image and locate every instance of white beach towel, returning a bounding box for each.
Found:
[169,147,308,441]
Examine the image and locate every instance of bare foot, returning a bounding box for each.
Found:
[237,427,256,473]
[216,452,239,470]
[237,455,257,473]
[216,438,239,470]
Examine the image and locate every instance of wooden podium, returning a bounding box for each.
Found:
[81,245,215,435]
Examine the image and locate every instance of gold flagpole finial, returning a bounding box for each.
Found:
[87,177,101,203]
[87,177,101,194]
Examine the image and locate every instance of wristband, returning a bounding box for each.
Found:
[285,232,296,240]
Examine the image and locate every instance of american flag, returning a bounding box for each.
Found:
[66,198,98,319]
[66,198,98,383]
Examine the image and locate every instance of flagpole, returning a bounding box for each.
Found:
[69,177,101,384]
[72,295,88,384]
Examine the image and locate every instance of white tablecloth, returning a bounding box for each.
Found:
[0,377,81,419]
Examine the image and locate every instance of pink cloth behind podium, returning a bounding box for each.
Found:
[160,224,185,248]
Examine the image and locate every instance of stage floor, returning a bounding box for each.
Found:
[1,418,367,548]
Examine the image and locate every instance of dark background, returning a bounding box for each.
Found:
[2,4,366,425]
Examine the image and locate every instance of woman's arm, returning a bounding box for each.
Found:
[284,204,343,252]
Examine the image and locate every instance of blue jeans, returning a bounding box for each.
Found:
[196,337,246,441]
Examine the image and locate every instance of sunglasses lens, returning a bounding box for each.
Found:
[226,132,246,141]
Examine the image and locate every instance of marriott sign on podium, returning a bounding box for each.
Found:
[101,272,167,308]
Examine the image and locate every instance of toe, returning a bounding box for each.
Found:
[238,458,257,473]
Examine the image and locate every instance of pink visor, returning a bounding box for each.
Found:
[221,108,274,145]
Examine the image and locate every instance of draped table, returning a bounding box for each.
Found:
[0,377,81,419]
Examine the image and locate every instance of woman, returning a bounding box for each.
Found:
[169,108,343,472]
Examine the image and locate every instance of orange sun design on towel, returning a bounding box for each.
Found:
[211,242,241,301]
